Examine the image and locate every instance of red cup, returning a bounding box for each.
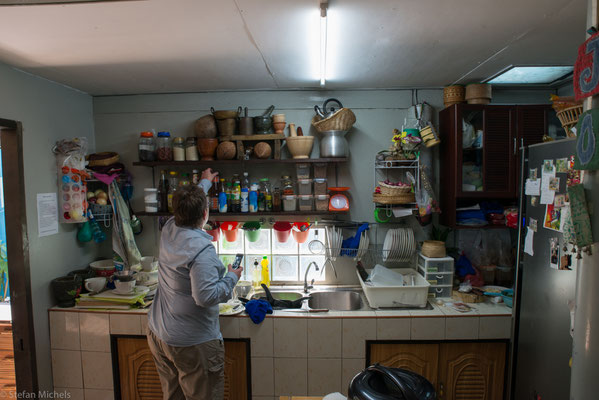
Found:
[273,221,292,243]
[292,222,310,244]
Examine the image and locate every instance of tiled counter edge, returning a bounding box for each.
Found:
[48,303,512,399]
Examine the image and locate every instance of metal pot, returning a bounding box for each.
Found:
[320,130,348,158]
[239,107,253,135]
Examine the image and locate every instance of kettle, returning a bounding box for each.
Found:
[348,364,437,400]
[314,98,343,119]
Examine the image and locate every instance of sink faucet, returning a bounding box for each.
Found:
[304,261,319,293]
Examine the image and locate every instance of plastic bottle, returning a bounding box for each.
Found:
[209,177,219,211]
[179,173,191,187]
[158,170,169,212]
[249,183,259,213]
[225,182,232,211]
[232,176,241,213]
[218,178,228,213]
[192,169,200,185]
[252,258,261,289]
[167,171,178,213]
[262,178,273,211]
[258,183,266,212]
[88,210,107,243]
[260,256,270,287]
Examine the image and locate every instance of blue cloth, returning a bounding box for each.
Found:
[455,254,476,278]
[148,202,239,347]
[341,223,369,256]
[244,299,273,324]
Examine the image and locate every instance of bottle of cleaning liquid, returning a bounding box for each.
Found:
[252,258,261,289]
[260,256,270,287]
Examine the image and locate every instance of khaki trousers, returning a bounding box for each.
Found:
[147,329,225,400]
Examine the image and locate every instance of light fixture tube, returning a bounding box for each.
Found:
[320,1,328,86]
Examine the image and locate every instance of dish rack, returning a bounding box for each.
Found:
[373,156,420,218]
[417,253,454,298]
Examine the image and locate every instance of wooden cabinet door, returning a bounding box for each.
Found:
[116,337,248,400]
[0,323,16,397]
[438,342,506,400]
[516,105,550,190]
[483,106,516,197]
[369,343,439,388]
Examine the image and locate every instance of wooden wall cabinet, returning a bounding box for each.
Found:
[369,341,507,400]
[439,104,553,227]
[115,336,250,400]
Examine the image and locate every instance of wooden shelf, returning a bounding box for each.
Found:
[136,211,348,218]
[132,158,347,167]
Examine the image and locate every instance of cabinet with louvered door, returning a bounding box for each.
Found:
[0,323,16,397]
[368,343,439,388]
[515,105,554,189]
[116,337,249,400]
[437,342,506,400]
[482,107,516,197]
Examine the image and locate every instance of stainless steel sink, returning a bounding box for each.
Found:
[252,291,304,302]
[308,291,363,311]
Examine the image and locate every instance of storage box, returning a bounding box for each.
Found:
[428,285,452,298]
[417,254,454,273]
[357,268,430,308]
[283,195,297,211]
[313,178,327,195]
[297,179,313,195]
[418,267,453,286]
[298,195,313,211]
[314,194,329,211]
[296,163,311,179]
[314,163,328,179]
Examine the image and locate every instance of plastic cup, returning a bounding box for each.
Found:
[243,221,262,242]
[273,221,292,243]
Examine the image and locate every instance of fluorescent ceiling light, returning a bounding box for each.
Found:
[320,1,328,86]
[487,66,573,85]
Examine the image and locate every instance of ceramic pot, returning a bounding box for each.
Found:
[51,275,82,308]
[197,138,219,160]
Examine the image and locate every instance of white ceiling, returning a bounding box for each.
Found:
[0,0,586,95]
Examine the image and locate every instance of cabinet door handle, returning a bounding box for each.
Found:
[439,381,444,399]
[513,137,517,155]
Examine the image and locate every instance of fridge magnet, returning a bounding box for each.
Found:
[548,177,560,191]
[554,194,566,208]
[543,159,555,174]
[550,237,560,269]
[529,218,538,232]
[574,31,599,100]
[560,253,572,271]
[556,158,568,173]
[529,168,538,180]
[531,196,539,207]
[525,179,540,196]
[566,184,593,248]
[573,109,599,170]
[567,168,582,186]
[544,204,562,231]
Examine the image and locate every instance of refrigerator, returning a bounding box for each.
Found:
[513,139,579,400]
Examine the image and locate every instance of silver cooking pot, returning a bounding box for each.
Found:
[320,130,348,158]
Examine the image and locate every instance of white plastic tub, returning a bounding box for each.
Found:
[357,268,430,308]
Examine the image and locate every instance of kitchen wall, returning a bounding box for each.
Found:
[93,87,555,278]
[0,62,96,392]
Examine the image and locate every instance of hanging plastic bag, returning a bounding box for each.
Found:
[53,138,89,223]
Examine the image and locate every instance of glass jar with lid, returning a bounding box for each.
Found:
[173,137,185,161]
[156,132,173,161]
[138,131,156,162]
[185,137,199,161]
[282,175,294,195]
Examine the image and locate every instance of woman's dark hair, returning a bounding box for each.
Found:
[172,185,207,228]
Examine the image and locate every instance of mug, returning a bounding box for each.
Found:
[141,256,158,272]
[114,279,136,294]
[84,277,107,293]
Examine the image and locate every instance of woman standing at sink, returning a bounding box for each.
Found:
[147,176,243,400]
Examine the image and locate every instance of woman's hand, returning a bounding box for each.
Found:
[201,168,219,181]
[228,264,243,280]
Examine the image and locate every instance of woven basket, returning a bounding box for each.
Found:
[378,182,412,195]
[372,192,415,205]
[443,85,465,106]
[421,240,446,258]
[88,152,119,167]
[420,125,441,147]
[556,105,583,137]
[465,83,492,100]
[312,108,356,132]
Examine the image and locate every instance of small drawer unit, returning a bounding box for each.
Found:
[418,253,454,299]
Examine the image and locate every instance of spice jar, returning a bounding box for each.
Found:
[282,175,294,195]
[273,187,281,211]
[138,131,156,161]
[185,137,199,161]
[156,132,172,161]
[173,137,185,161]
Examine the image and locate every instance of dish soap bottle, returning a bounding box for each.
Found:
[252,258,261,289]
[260,256,270,287]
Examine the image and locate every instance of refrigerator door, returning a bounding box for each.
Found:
[515,139,578,400]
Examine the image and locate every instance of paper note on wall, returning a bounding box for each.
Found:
[541,161,556,204]
[37,193,59,237]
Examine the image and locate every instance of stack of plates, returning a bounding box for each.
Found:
[325,226,343,260]
[356,231,370,261]
[382,228,415,262]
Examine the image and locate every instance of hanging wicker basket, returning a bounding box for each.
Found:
[556,105,583,138]
[378,182,412,195]
[312,108,356,132]
[372,192,415,205]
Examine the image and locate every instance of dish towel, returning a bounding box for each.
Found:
[244,299,273,324]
